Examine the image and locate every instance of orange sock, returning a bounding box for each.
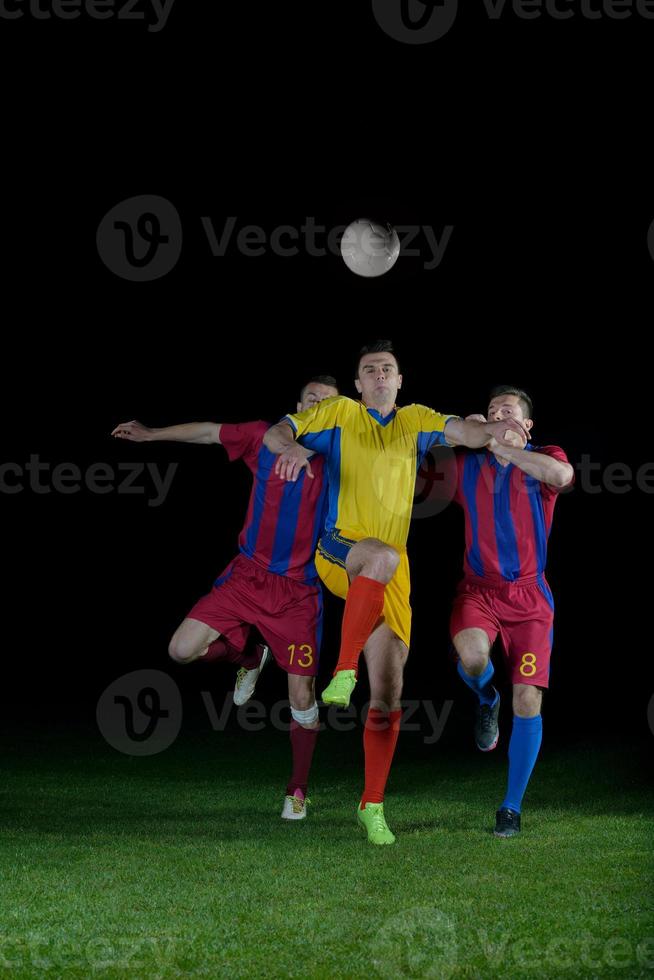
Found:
[361,708,402,806]
[334,576,386,675]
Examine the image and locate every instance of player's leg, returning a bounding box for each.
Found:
[172,558,270,702]
[356,623,408,845]
[168,617,222,664]
[253,572,322,820]
[323,535,400,704]
[452,627,501,751]
[451,586,501,751]
[495,684,543,838]
[282,674,320,821]
[494,584,552,837]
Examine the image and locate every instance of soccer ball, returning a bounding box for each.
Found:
[341,219,400,278]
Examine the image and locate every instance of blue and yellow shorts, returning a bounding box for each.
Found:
[315,529,412,649]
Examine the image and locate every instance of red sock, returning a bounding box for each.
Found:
[202,639,261,669]
[286,721,319,797]
[361,708,402,806]
[334,576,385,676]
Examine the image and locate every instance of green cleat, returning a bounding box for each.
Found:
[357,802,396,845]
[321,669,357,707]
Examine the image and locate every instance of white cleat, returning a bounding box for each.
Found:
[233,645,271,706]
[281,791,308,821]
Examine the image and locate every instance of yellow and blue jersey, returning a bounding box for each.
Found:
[283,396,456,551]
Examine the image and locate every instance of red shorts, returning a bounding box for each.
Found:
[450,575,554,688]
[187,554,322,676]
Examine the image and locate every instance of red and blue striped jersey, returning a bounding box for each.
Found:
[220,422,327,585]
[452,445,572,583]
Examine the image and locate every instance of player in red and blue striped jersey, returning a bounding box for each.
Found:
[110,376,339,820]
[447,386,574,837]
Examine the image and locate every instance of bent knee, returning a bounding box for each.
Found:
[513,685,542,717]
[168,637,200,664]
[366,542,400,580]
[458,651,488,676]
[290,692,315,712]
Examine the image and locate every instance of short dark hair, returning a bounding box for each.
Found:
[299,375,339,403]
[489,385,533,419]
[356,340,400,377]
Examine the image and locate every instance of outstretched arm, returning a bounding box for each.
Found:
[111,420,222,445]
[263,422,314,481]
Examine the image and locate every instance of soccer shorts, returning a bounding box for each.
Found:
[450,574,554,687]
[315,529,412,649]
[187,554,322,676]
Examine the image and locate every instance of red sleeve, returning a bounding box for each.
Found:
[219,421,269,465]
[536,445,574,497]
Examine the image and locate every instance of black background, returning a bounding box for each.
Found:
[1,0,652,744]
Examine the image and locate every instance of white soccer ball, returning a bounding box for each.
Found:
[341,219,400,278]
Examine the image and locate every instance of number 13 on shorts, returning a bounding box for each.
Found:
[288,644,314,669]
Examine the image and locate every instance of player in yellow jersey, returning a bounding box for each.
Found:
[263,341,528,844]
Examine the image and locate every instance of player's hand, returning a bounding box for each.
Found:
[274,445,314,481]
[465,413,487,423]
[111,420,154,442]
[484,418,529,449]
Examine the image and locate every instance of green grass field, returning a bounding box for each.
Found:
[1,726,653,979]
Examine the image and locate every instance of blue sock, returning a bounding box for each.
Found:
[457,660,498,707]
[501,715,543,814]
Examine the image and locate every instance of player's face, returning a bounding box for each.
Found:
[298,383,339,413]
[355,353,402,408]
[487,394,533,434]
